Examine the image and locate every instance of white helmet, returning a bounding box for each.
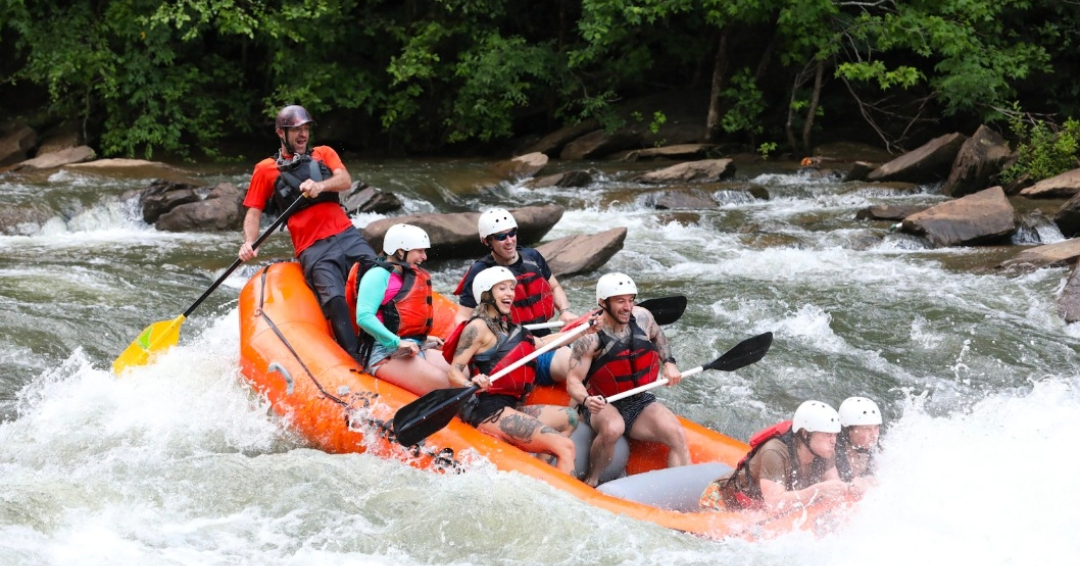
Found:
[383,224,430,256]
[478,208,518,240]
[839,397,883,427]
[472,266,517,304]
[596,272,638,304]
[792,400,841,434]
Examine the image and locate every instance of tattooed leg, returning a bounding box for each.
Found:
[481,408,577,474]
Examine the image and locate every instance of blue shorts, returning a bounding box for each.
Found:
[534,349,556,386]
[298,228,376,306]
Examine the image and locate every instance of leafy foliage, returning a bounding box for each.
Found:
[1,0,1078,157]
[1001,104,1080,184]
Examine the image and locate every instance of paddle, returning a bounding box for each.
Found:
[604,332,774,403]
[522,296,688,331]
[112,195,307,375]
[393,320,597,446]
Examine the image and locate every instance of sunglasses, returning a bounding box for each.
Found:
[490,228,518,241]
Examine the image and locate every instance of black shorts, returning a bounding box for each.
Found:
[461,393,519,427]
[578,392,657,434]
[298,228,376,306]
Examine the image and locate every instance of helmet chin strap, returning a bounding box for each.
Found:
[280,129,306,157]
[481,292,508,320]
[798,431,827,460]
[598,299,614,318]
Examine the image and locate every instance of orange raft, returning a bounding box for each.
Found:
[239,262,854,540]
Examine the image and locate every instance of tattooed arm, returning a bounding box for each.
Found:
[447,321,495,388]
[636,305,681,386]
[565,333,604,412]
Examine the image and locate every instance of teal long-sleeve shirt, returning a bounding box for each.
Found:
[354,267,401,349]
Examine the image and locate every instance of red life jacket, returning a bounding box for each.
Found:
[441,321,468,365]
[454,250,555,328]
[344,261,369,335]
[471,325,537,398]
[583,318,661,398]
[509,253,555,327]
[724,421,798,510]
[377,261,433,342]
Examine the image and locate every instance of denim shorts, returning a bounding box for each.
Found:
[533,349,556,386]
[367,338,425,371]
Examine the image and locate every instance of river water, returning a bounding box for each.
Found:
[2,158,1078,565]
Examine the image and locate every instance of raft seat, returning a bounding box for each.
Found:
[596,462,732,512]
[570,423,631,484]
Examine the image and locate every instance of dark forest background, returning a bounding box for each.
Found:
[3,0,1079,161]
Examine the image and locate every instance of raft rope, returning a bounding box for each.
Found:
[257,266,348,408]
[254,264,463,473]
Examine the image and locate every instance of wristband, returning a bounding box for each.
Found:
[665,356,677,364]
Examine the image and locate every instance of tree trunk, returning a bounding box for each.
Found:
[704,26,733,143]
[785,76,799,152]
[801,58,825,153]
[754,33,777,84]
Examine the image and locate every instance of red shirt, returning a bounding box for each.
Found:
[243,145,353,256]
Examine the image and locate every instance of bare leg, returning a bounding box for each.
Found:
[584,404,625,487]
[520,405,578,436]
[423,349,451,372]
[627,402,690,468]
[479,407,576,474]
[375,357,450,396]
[548,346,572,384]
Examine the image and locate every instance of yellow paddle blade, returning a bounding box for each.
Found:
[112,315,186,375]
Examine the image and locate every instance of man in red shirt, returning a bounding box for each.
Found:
[238,105,376,359]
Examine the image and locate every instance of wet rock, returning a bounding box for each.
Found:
[998,238,1080,270]
[0,124,37,167]
[14,146,96,171]
[560,129,642,161]
[812,142,895,163]
[65,158,197,184]
[616,144,719,162]
[645,190,718,210]
[35,121,82,155]
[633,158,735,184]
[140,180,201,224]
[525,169,598,189]
[362,205,563,261]
[1054,192,1080,238]
[1058,264,1080,322]
[155,183,244,232]
[492,152,548,179]
[856,204,930,221]
[0,204,54,235]
[746,185,770,200]
[843,161,876,182]
[522,119,599,156]
[868,133,967,184]
[535,227,627,277]
[342,183,403,214]
[1019,167,1080,199]
[943,125,1012,198]
[901,186,1016,247]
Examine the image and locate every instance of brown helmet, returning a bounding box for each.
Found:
[274,105,315,129]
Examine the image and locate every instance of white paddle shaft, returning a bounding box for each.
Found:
[484,320,592,385]
[603,365,705,403]
[523,320,565,331]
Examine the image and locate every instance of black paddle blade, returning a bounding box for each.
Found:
[638,295,687,326]
[392,385,478,446]
[706,332,773,372]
